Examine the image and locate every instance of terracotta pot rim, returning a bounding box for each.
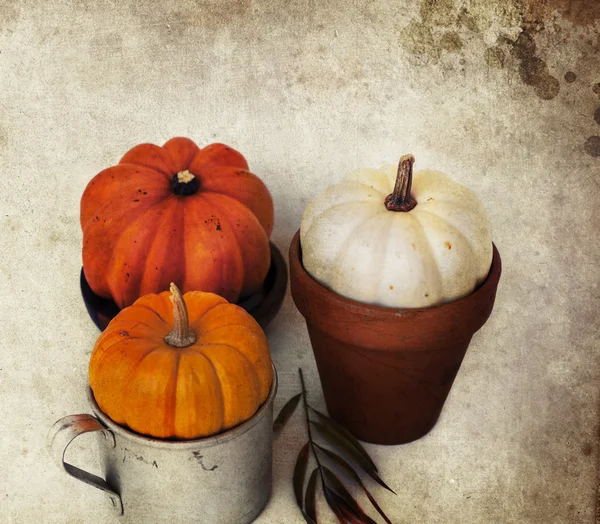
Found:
[289,229,502,321]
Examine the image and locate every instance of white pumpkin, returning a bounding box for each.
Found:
[300,155,493,308]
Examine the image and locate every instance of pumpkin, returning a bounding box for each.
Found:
[81,137,274,309]
[89,283,273,440]
[300,155,492,308]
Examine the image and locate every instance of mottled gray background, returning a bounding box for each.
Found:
[1,0,599,522]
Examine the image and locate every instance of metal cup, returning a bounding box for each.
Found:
[48,365,277,524]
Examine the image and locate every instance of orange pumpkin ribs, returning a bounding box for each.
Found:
[81,137,274,308]
[88,284,273,440]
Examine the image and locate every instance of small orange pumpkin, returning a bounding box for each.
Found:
[88,283,273,440]
[81,137,274,309]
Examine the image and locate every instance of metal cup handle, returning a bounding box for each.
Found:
[48,414,124,515]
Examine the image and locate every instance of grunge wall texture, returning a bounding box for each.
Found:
[0,0,599,522]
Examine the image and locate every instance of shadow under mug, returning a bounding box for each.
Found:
[48,365,278,524]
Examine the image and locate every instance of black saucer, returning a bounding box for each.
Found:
[81,242,288,331]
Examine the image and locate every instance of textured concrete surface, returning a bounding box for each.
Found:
[1,0,599,522]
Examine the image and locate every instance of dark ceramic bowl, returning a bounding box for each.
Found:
[81,242,288,332]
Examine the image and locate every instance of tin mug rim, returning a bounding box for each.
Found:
[87,363,278,450]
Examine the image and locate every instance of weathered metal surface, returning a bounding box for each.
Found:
[48,368,277,523]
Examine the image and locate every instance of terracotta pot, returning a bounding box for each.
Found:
[289,230,502,445]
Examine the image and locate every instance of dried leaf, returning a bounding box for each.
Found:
[359,463,395,495]
[322,467,366,520]
[360,485,393,523]
[311,420,395,494]
[316,444,362,482]
[301,509,317,524]
[293,442,310,509]
[311,420,365,468]
[305,468,319,523]
[338,503,378,524]
[323,485,349,524]
[316,445,393,524]
[325,486,378,524]
[273,393,302,435]
[310,408,377,471]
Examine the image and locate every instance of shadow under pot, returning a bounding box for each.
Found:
[289,230,502,445]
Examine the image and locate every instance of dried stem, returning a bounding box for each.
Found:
[384,154,417,212]
[299,368,325,481]
[164,283,196,348]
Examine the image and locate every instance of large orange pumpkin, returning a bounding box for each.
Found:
[89,283,273,440]
[81,137,274,309]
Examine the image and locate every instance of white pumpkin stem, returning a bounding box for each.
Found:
[385,154,417,212]
[164,283,197,348]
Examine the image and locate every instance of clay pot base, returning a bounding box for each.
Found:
[81,242,288,332]
[289,230,502,445]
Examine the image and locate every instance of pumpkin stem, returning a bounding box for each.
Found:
[164,283,197,348]
[172,170,200,196]
[385,154,417,212]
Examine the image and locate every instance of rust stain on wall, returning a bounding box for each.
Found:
[409,1,557,96]
[509,29,560,100]
[523,0,600,26]
[419,0,456,27]
[399,0,600,157]
[398,2,485,65]
[400,20,442,64]
[439,31,463,52]
[584,136,600,157]
[400,0,599,94]
[399,0,564,99]
[564,71,577,83]
[484,47,506,69]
